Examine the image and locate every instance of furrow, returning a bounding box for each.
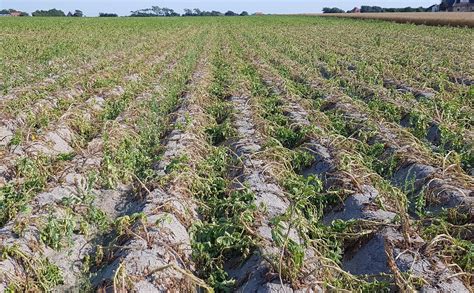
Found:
[0,35,179,162]
[320,94,473,215]
[91,42,209,292]
[226,94,300,292]
[0,41,202,292]
[242,22,473,174]
[0,37,191,229]
[241,34,473,217]
[325,64,473,173]
[0,26,194,142]
[248,56,470,292]
[0,19,187,95]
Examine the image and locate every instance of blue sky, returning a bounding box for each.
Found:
[2,0,437,16]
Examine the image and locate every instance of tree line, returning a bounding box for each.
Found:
[323,5,437,13]
[2,8,84,17]
[1,6,255,17]
[129,6,250,17]
[183,8,249,16]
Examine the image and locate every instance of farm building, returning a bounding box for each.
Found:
[441,0,474,11]
[427,4,440,12]
[452,0,474,11]
[10,11,21,16]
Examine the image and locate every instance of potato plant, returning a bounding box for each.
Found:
[0,16,472,292]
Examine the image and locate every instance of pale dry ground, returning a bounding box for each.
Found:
[308,12,474,27]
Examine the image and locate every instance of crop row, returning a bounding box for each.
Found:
[0,24,208,291]
[0,16,472,292]
[0,18,199,93]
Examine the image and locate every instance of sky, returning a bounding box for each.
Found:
[1,0,437,16]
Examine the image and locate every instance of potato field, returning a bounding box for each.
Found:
[0,16,473,292]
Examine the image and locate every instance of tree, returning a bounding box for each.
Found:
[240,11,249,16]
[360,6,384,12]
[161,7,179,16]
[32,9,66,16]
[131,6,179,17]
[99,12,118,17]
[358,5,430,13]
[322,7,345,13]
[73,10,83,17]
[182,8,223,17]
[210,10,223,16]
[224,10,237,16]
[183,8,194,16]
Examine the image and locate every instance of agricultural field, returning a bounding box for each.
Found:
[0,16,473,292]
[318,12,474,27]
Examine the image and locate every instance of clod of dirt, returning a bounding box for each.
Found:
[0,165,11,186]
[450,76,474,86]
[426,123,442,146]
[391,163,436,192]
[35,186,76,207]
[342,227,469,292]
[107,86,125,97]
[63,172,85,186]
[399,113,413,128]
[245,168,289,219]
[425,178,474,214]
[302,143,336,181]
[36,98,58,111]
[343,231,394,275]
[155,129,189,173]
[86,96,105,111]
[323,185,396,224]
[29,125,74,155]
[347,64,357,71]
[319,66,332,80]
[0,258,17,291]
[343,228,426,276]
[124,74,140,82]
[284,106,311,127]
[95,187,134,218]
[383,79,436,101]
[44,234,92,291]
[227,253,295,293]
[0,126,13,147]
[414,91,436,100]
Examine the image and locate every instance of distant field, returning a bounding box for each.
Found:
[316,12,474,27]
[0,16,473,292]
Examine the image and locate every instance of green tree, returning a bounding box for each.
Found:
[322,7,345,13]
[32,9,66,16]
[225,10,237,16]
